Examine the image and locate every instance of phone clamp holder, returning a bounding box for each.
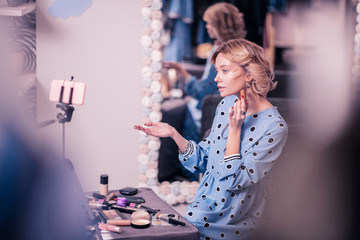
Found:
[56,103,74,123]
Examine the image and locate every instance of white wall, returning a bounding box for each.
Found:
[36,0,143,192]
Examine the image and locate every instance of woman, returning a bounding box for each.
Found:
[136,39,288,239]
[163,2,247,143]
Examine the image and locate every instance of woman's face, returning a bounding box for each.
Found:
[214,53,249,98]
[204,20,219,40]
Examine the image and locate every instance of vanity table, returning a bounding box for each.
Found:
[92,187,200,240]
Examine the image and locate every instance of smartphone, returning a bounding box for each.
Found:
[49,79,86,105]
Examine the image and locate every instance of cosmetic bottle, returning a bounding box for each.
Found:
[100,174,108,196]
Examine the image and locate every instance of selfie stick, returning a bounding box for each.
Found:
[56,76,75,160]
[37,76,76,160]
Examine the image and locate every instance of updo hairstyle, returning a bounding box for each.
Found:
[211,38,276,97]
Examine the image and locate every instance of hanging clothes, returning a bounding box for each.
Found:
[268,0,287,12]
[163,0,194,62]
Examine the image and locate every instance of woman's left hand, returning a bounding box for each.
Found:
[133,122,174,138]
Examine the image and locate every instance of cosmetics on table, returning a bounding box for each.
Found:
[93,210,106,223]
[116,197,127,207]
[131,210,151,221]
[156,213,186,226]
[130,219,151,229]
[89,199,109,210]
[96,209,131,226]
[111,205,137,214]
[128,202,159,214]
[129,209,151,229]
[93,192,106,199]
[106,192,116,201]
[107,219,131,226]
[89,189,173,231]
[100,174,108,196]
[98,223,122,233]
[118,195,145,204]
[102,209,122,220]
[119,187,138,195]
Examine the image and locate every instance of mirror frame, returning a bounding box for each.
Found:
[137,0,199,205]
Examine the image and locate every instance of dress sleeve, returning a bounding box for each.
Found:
[184,64,219,108]
[218,123,288,190]
[178,105,219,173]
[178,139,209,174]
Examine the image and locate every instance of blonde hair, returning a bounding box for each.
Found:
[203,3,246,42]
[211,38,276,97]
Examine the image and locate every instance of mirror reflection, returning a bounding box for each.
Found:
[159,1,249,182]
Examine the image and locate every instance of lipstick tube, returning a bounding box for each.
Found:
[107,219,131,226]
[98,223,122,233]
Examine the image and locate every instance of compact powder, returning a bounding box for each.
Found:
[130,219,151,229]
[131,210,150,221]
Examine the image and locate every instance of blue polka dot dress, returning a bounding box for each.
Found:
[179,95,288,240]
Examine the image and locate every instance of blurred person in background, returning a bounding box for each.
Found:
[0,28,94,240]
[247,2,360,239]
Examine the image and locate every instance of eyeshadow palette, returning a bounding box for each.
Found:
[102,209,123,220]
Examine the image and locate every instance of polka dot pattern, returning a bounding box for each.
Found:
[181,95,288,238]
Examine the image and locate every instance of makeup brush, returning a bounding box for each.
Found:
[156,213,186,226]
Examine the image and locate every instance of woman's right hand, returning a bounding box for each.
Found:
[133,122,174,138]
[162,62,191,80]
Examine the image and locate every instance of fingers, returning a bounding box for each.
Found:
[134,124,154,137]
[134,122,162,135]
[133,125,146,132]
[133,125,142,130]
[229,106,234,117]
[144,122,154,127]
[240,98,246,118]
[240,89,246,99]
[235,99,244,119]
[231,98,246,120]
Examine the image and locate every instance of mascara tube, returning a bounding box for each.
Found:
[157,214,186,226]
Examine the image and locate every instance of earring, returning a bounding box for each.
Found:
[245,81,250,89]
